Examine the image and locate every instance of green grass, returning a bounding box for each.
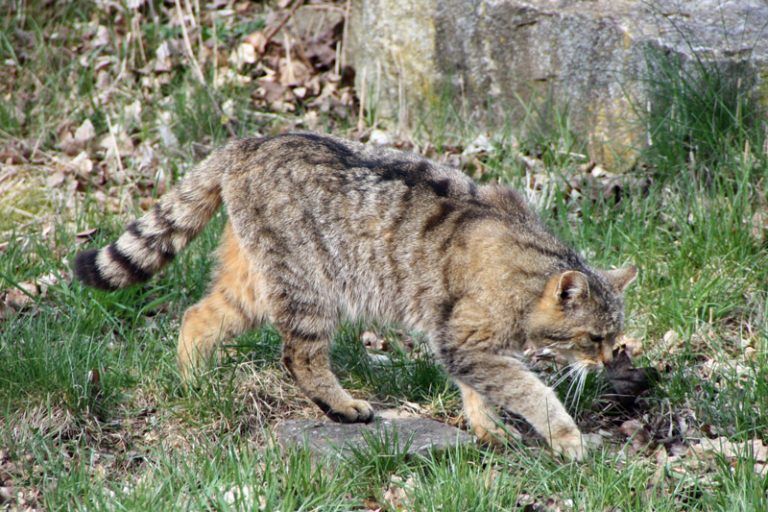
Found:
[2,2,768,510]
[643,46,766,183]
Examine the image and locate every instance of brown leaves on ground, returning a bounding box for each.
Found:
[0,449,43,512]
[2,0,358,242]
[690,437,768,476]
[368,474,414,511]
[0,273,59,321]
[222,1,357,122]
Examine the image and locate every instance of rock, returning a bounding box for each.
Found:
[368,129,394,146]
[347,0,768,169]
[274,417,473,457]
[347,0,438,128]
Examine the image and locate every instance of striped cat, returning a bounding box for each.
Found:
[74,132,636,460]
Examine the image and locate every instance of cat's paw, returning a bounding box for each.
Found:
[317,398,375,424]
[550,429,585,461]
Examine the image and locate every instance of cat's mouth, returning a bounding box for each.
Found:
[526,347,603,371]
[579,358,603,371]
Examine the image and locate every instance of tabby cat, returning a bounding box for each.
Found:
[74,132,636,460]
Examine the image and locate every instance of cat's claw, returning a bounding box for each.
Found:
[322,399,375,424]
[550,430,586,461]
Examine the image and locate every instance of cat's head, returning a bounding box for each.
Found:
[524,266,637,368]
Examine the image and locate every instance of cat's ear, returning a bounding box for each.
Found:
[601,266,638,294]
[549,270,590,306]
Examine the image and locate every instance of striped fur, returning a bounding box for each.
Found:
[75,132,637,460]
[73,143,244,290]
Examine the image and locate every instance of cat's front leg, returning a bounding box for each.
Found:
[444,350,584,460]
[456,381,522,445]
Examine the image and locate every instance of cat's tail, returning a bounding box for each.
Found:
[73,141,246,291]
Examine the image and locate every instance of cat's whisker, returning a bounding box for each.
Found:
[551,361,581,389]
[564,364,582,404]
[549,363,574,388]
[565,361,589,409]
[574,363,588,409]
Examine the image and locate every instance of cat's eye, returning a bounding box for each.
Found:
[590,334,605,343]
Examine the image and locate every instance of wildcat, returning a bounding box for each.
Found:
[74,132,636,460]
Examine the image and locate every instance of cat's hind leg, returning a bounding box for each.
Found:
[177,222,269,380]
[275,296,374,423]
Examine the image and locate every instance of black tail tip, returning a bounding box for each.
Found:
[73,249,116,291]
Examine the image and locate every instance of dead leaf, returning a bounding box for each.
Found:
[258,78,288,103]
[46,171,66,188]
[75,228,98,242]
[655,329,682,356]
[690,437,768,462]
[582,432,604,450]
[278,58,311,87]
[99,129,134,158]
[158,123,179,149]
[74,119,95,144]
[619,419,645,438]
[245,31,268,54]
[382,475,413,510]
[69,151,94,177]
[36,272,59,294]
[362,497,382,511]
[4,281,39,310]
[92,25,110,48]
[749,209,766,243]
[368,129,393,146]
[230,42,257,69]
[154,41,173,72]
[462,133,492,156]
[0,486,15,504]
[305,40,336,70]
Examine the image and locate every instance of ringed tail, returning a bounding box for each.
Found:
[73,145,235,291]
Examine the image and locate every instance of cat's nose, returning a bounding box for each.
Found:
[599,346,614,364]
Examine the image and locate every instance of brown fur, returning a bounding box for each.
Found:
[74,132,637,459]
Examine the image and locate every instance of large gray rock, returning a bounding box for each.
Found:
[275,417,473,457]
[348,0,768,168]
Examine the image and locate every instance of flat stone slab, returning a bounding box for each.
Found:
[275,417,473,458]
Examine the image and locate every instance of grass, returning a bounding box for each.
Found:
[2,1,768,511]
[643,45,766,184]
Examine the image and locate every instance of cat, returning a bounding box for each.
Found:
[74,132,636,460]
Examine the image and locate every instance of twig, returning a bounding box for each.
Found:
[263,0,306,49]
[0,169,18,187]
[357,66,366,132]
[173,0,236,138]
[341,0,350,69]
[174,0,205,85]
[104,113,123,181]
[7,205,36,219]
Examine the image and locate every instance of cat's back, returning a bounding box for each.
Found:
[219,132,514,323]
[223,132,478,203]
[222,132,489,249]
